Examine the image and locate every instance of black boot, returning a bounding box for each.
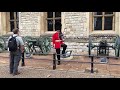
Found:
[58,60,61,65]
[21,63,25,66]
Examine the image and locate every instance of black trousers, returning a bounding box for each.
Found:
[21,52,24,64]
[56,44,67,60]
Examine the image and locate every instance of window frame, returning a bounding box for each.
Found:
[46,12,61,31]
[9,12,19,31]
[92,12,115,31]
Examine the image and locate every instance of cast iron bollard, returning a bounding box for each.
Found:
[53,53,56,70]
[91,55,94,73]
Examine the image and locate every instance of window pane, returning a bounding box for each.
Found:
[55,12,61,17]
[47,12,53,18]
[10,12,14,20]
[47,20,53,31]
[104,17,113,30]
[16,12,19,19]
[94,17,102,30]
[105,12,113,14]
[55,19,61,31]
[10,21,14,31]
[94,12,102,15]
[16,21,19,28]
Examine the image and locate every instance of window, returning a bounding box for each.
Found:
[9,12,19,31]
[47,12,61,31]
[93,12,114,31]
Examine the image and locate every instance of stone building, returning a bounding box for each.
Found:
[0,12,119,55]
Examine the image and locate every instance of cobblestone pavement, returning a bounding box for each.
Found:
[0,52,120,78]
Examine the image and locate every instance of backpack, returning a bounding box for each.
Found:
[8,35,18,52]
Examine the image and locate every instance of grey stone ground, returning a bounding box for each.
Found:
[0,52,120,78]
[0,64,119,78]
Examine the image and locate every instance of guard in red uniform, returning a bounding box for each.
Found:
[52,22,67,65]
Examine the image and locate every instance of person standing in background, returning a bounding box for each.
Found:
[8,28,24,76]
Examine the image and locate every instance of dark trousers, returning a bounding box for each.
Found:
[56,44,67,60]
[10,50,21,74]
[21,52,24,64]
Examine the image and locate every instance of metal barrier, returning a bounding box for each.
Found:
[53,53,56,70]
[91,55,94,73]
[52,53,120,73]
[1,51,120,74]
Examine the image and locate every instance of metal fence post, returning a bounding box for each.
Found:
[91,55,94,73]
[53,53,56,70]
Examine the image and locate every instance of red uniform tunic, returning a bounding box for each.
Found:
[52,31,64,49]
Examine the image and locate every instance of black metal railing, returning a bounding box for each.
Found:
[52,53,120,73]
[1,51,120,74]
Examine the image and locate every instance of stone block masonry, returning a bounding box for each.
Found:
[62,12,90,55]
[62,12,89,38]
[19,12,41,36]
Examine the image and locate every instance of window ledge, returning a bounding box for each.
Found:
[40,31,57,37]
[44,31,56,34]
[91,31,116,35]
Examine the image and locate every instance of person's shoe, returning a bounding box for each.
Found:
[10,72,13,74]
[13,72,20,76]
[57,61,61,65]
[21,63,25,66]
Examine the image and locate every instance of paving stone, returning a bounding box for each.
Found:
[0,53,120,78]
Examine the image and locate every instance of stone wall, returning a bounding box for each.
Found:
[19,12,41,36]
[65,42,88,55]
[62,12,89,38]
[0,13,2,35]
[0,12,7,35]
[62,12,90,54]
